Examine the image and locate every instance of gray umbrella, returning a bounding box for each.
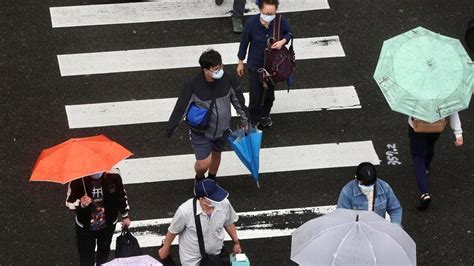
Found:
[291,209,416,266]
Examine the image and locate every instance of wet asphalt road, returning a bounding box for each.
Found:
[1,0,474,264]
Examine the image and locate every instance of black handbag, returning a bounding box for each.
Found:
[115,229,143,258]
[193,198,231,266]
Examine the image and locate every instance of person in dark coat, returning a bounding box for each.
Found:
[66,169,131,266]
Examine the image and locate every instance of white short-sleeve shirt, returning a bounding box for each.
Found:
[168,198,239,266]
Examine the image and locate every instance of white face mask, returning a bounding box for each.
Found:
[260,13,276,23]
[212,68,224,79]
[90,172,103,180]
[358,184,374,195]
[203,197,219,208]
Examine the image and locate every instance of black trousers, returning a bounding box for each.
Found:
[75,223,116,266]
[248,70,275,124]
[232,0,246,16]
[408,126,441,194]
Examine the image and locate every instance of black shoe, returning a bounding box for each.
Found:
[417,193,431,211]
[215,0,224,5]
[260,116,273,128]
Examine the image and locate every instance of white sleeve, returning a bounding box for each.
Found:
[449,112,462,138]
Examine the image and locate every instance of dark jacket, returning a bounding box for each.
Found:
[167,71,248,139]
[238,14,293,71]
[66,171,129,229]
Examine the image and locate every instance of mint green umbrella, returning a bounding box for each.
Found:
[374,26,474,122]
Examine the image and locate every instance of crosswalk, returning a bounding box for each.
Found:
[50,0,381,257]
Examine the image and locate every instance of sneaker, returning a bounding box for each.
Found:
[417,193,431,211]
[232,17,243,33]
[215,0,224,5]
[260,116,273,128]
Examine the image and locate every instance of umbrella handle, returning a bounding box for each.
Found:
[81,177,87,196]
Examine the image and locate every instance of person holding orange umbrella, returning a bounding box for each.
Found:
[30,135,133,265]
[66,168,131,266]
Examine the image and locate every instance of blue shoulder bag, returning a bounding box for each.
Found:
[186,92,216,130]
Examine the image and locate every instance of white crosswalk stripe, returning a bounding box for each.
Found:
[50,0,330,28]
[110,205,337,250]
[116,141,380,184]
[65,86,361,129]
[57,36,345,76]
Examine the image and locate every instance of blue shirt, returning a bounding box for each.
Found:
[238,14,293,71]
[337,179,403,225]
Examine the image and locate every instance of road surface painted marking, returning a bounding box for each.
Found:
[50,0,330,28]
[57,36,345,76]
[116,141,380,184]
[110,205,337,249]
[66,86,361,128]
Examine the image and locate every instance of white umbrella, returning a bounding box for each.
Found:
[291,209,416,265]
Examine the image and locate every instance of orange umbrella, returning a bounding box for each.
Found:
[30,135,133,185]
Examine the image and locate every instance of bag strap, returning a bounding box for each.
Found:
[273,14,282,42]
[372,181,376,212]
[193,198,207,260]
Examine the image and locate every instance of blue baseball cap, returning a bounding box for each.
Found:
[194,179,229,202]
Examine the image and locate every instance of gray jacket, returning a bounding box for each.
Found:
[167,71,248,139]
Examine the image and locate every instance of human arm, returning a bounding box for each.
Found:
[166,82,194,138]
[224,224,242,254]
[158,231,178,259]
[229,76,249,129]
[112,171,131,228]
[385,185,403,225]
[271,16,293,50]
[449,112,463,146]
[224,201,241,254]
[336,187,352,210]
[65,179,92,217]
[237,20,252,77]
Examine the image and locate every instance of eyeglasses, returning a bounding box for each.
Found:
[207,65,223,74]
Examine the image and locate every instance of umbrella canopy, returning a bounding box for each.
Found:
[291,209,416,266]
[227,128,262,187]
[102,255,162,265]
[374,26,474,122]
[30,135,133,184]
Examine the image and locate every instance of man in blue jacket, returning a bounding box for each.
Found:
[337,162,403,225]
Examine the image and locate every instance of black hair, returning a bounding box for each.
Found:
[356,162,377,185]
[198,49,222,70]
[258,0,279,9]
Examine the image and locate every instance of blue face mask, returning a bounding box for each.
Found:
[212,68,224,79]
[260,13,276,23]
[358,184,374,194]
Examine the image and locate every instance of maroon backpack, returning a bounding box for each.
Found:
[259,14,295,90]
